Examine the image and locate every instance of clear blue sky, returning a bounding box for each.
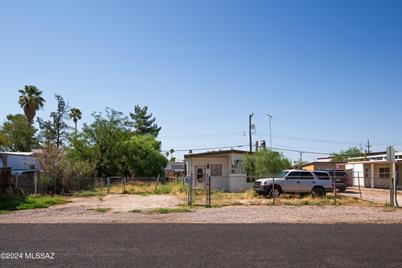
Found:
[1,0,401,162]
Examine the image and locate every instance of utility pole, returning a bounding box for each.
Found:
[365,140,372,154]
[299,151,303,169]
[249,113,254,153]
[267,114,273,151]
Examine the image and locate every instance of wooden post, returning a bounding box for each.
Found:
[34,172,38,195]
[154,175,161,193]
[107,177,110,195]
[122,177,126,194]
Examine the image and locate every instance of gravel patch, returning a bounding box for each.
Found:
[1,204,402,224]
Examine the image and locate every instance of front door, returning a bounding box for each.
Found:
[195,166,206,188]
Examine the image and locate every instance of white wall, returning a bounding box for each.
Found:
[346,163,364,186]
[186,153,250,192]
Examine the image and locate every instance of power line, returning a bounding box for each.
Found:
[162,144,331,155]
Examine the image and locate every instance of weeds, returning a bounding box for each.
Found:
[96,181,186,196]
[0,195,68,211]
[89,208,111,213]
[131,209,142,213]
[73,190,100,197]
[150,207,193,214]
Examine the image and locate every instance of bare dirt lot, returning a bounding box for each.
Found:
[340,187,402,205]
[1,194,402,224]
[61,194,181,212]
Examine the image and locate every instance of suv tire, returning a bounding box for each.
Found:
[311,187,325,197]
[269,187,281,198]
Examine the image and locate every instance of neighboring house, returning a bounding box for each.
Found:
[0,152,42,194]
[165,162,186,180]
[184,149,251,192]
[346,151,402,189]
[302,157,346,171]
[0,152,41,171]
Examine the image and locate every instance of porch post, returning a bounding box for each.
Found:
[370,163,375,189]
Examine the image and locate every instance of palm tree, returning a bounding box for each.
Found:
[69,108,82,135]
[18,85,46,124]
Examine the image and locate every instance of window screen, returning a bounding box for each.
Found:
[379,168,390,178]
[211,164,222,176]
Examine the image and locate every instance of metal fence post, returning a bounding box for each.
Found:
[187,176,192,206]
[272,176,275,205]
[395,169,399,207]
[332,173,337,205]
[206,175,211,208]
[107,177,110,195]
[357,171,362,199]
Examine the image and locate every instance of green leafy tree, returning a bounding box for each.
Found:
[0,114,38,151]
[243,150,292,177]
[330,147,364,162]
[70,108,131,177]
[0,133,8,150]
[130,105,161,137]
[18,85,46,124]
[69,108,82,135]
[122,135,168,177]
[38,95,69,148]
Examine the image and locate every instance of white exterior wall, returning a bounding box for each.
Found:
[187,156,230,191]
[345,163,364,187]
[186,152,251,192]
[227,153,252,192]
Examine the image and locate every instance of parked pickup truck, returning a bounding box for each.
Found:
[254,170,334,198]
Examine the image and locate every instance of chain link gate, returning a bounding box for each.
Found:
[186,175,212,207]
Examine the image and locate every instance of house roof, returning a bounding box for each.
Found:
[184,149,250,159]
[0,152,36,156]
[302,161,346,167]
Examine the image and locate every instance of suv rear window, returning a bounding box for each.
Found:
[314,172,330,180]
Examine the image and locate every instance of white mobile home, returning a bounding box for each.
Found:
[184,149,252,192]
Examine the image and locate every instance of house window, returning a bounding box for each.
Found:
[210,164,222,176]
[231,159,245,174]
[364,168,369,178]
[379,168,390,178]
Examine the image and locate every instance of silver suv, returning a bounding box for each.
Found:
[254,170,333,198]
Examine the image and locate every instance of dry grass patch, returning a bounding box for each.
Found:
[187,190,374,207]
[95,181,186,197]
